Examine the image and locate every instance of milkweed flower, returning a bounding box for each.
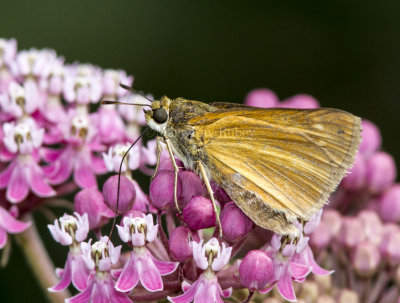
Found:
[115,212,179,292]
[48,213,90,291]
[168,238,233,303]
[66,236,131,303]
[0,119,55,203]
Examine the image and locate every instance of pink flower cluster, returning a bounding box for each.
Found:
[1,39,398,303]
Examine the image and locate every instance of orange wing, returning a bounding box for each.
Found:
[189,107,361,235]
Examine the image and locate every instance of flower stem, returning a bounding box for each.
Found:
[14,214,69,303]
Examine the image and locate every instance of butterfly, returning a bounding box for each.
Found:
[104,90,361,238]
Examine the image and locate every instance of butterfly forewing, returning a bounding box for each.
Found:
[188,107,361,234]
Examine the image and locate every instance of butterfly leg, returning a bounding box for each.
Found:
[151,136,164,181]
[196,161,223,238]
[164,137,182,214]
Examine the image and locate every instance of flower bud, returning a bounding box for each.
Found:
[169,226,200,262]
[359,120,381,155]
[379,184,400,223]
[220,202,253,242]
[244,89,279,108]
[323,209,342,238]
[357,210,383,245]
[281,94,319,109]
[298,281,319,302]
[182,196,216,230]
[102,175,136,214]
[316,295,335,303]
[157,150,183,171]
[179,171,206,209]
[211,182,231,205]
[379,225,400,267]
[365,152,397,194]
[239,250,274,291]
[337,217,365,249]
[351,241,381,277]
[149,170,182,210]
[310,220,332,251]
[341,153,366,190]
[74,188,114,229]
[337,289,359,303]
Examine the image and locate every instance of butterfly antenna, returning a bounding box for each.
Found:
[119,83,154,103]
[108,127,149,239]
[101,100,152,107]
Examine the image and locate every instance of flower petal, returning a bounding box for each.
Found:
[139,252,163,292]
[66,279,94,303]
[115,254,139,292]
[0,161,16,188]
[29,163,56,197]
[151,254,179,276]
[168,280,199,303]
[71,254,90,291]
[0,207,30,233]
[7,164,29,203]
[49,257,72,292]
[277,274,297,302]
[74,161,97,189]
[290,262,312,280]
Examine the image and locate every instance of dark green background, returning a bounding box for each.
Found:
[1,1,399,302]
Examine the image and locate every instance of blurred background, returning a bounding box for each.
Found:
[0,0,399,301]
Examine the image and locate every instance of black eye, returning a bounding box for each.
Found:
[153,107,168,124]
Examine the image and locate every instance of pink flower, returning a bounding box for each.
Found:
[0,120,55,203]
[66,236,130,303]
[63,64,102,105]
[168,238,232,303]
[48,213,90,291]
[103,143,141,173]
[263,232,313,302]
[0,38,17,69]
[102,69,133,98]
[48,213,89,246]
[0,81,41,118]
[66,271,132,303]
[0,206,30,249]
[44,112,106,189]
[115,212,178,292]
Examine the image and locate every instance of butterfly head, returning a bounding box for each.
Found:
[144,96,172,135]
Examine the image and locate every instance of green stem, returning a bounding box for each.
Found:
[14,214,69,303]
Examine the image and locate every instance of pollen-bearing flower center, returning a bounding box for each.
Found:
[70,115,88,139]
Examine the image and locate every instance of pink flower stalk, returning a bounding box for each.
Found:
[168,238,232,303]
[66,236,130,303]
[0,119,55,203]
[115,212,178,292]
[48,213,90,291]
[0,206,30,249]
[44,112,106,189]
